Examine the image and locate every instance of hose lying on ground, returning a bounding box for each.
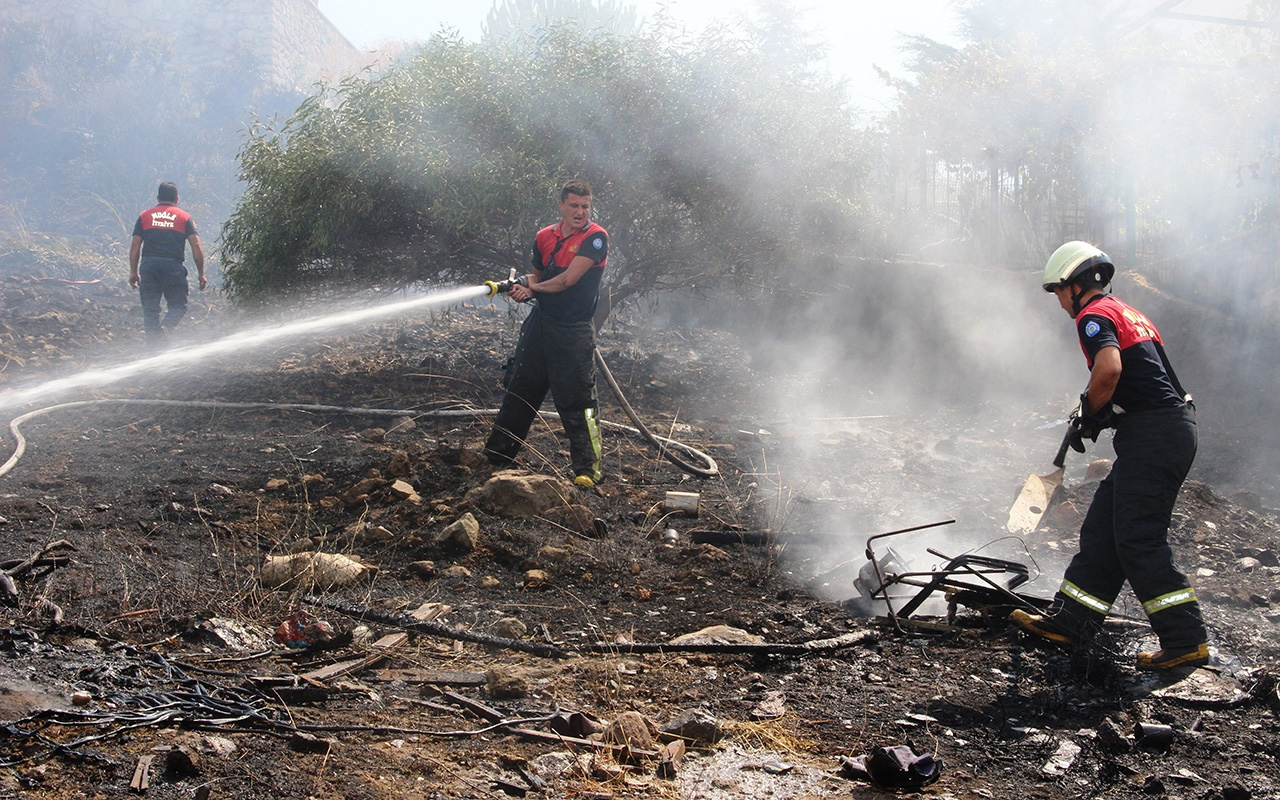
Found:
[593,347,718,478]
[0,396,718,480]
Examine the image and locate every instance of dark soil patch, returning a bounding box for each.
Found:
[1,274,1277,799]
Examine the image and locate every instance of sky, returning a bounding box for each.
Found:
[317,0,963,113]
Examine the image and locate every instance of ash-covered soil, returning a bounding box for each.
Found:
[0,273,1277,800]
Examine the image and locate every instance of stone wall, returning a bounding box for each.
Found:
[0,0,364,93]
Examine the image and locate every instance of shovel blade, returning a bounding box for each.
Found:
[1005,466,1064,533]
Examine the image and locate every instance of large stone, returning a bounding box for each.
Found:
[541,504,599,536]
[486,668,529,699]
[436,512,480,551]
[602,711,657,755]
[524,569,551,588]
[259,551,374,590]
[492,617,527,639]
[387,450,412,478]
[669,625,764,645]
[389,479,421,504]
[465,471,575,517]
[660,709,726,744]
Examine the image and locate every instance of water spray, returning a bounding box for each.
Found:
[0,284,490,411]
[0,277,718,479]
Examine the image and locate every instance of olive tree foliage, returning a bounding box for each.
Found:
[884,0,1280,254]
[219,22,884,307]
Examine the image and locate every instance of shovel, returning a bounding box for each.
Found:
[1005,428,1073,534]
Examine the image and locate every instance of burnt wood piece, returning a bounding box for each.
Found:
[303,595,570,659]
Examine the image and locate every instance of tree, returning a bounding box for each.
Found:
[219,21,884,310]
[885,0,1280,266]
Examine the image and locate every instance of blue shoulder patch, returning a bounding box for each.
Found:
[591,237,604,251]
[1084,320,1101,338]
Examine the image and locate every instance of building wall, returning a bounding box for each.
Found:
[0,0,364,93]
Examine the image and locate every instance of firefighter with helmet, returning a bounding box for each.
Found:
[1011,241,1210,670]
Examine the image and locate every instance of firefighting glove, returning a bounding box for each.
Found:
[1066,393,1112,454]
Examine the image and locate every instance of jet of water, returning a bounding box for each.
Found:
[0,284,491,411]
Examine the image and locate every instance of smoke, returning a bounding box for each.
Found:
[707,2,1280,605]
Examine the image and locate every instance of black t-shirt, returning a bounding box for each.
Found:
[529,221,608,324]
[1076,295,1184,413]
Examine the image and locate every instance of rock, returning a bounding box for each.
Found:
[541,503,599,536]
[342,471,386,505]
[692,543,731,561]
[165,746,199,776]
[408,560,436,578]
[669,625,763,645]
[387,417,416,435]
[660,709,726,744]
[362,525,395,543]
[465,471,575,517]
[359,427,386,443]
[657,740,686,779]
[388,479,421,504]
[1096,717,1131,754]
[486,668,529,699]
[479,575,501,588]
[536,545,571,563]
[437,512,480,551]
[264,478,289,491]
[1237,557,1262,572]
[441,565,472,579]
[259,552,375,590]
[289,732,335,754]
[1084,459,1112,482]
[1248,548,1279,568]
[750,690,787,720]
[200,736,237,757]
[524,569,550,588]
[603,710,657,755]
[529,751,591,782]
[1228,490,1263,511]
[387,450,412,478]
[492,617,527,639]
[300,473,325,487]
[1150,668,1249,706]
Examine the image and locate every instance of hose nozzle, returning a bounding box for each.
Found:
[483,268,527,297]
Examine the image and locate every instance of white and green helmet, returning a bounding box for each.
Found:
[1041,241,1114,293]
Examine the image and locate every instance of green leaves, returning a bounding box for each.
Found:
[219,22,881,307]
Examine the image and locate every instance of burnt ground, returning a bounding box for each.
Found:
[0,272,1278,800]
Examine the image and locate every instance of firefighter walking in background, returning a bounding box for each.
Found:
[1012,241,1210,670]
[129,181,206,342]
[483,179,608,488]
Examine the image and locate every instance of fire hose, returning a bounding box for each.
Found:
[1,398,718,481]
[0,274,717,480]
